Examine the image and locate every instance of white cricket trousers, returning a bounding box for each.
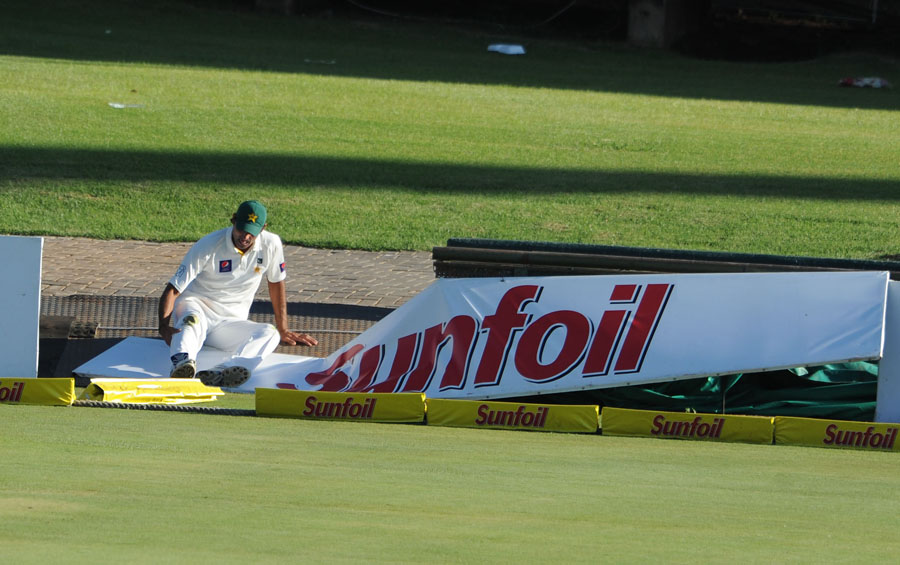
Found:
[169,297,280,372]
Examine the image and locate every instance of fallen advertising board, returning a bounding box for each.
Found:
[263,271,888,400]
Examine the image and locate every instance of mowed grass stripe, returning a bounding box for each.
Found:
[3,55,896,177]
[2,1,899,255]
[3,404,900,562]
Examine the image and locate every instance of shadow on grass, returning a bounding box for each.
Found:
[3,146,899,201]
[2,1,898,111]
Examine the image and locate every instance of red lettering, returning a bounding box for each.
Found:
[610,284,639,302]
[651,414,664,435]
[614,283,673,373]
[515,310,590,382]
[302,395,317,416]
[475,404,490,425]
[368,333,419,392]
[583,309,628,376]
[402,316,478,392]
[303,345,365,391]
[688,417,700,436]
[650,415,723,438]
[862,427,875,447]
[0,382,24,403]
[473,404,547,428]
[291,280,673,396]
[474,285,541,387]
[320,402,336,418]
[340,398,354,418]
[823,424,838,445]
[870,429,883,448]
[824,424,897,449]
[515,405,527,426]
[346,346,384,392]
[301,396,376,419]
[521,409,534,427]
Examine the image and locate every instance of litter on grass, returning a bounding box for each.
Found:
[108,102,145,109]
[839,77,892,89]
[488,44,526,55]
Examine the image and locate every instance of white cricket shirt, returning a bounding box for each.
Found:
[170,227,286,320]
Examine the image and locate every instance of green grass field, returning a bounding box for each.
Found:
[4,1,900,561]
[3,403,900,563]
[2,0,899,256]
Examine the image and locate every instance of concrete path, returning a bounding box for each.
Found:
[40,237,436,308]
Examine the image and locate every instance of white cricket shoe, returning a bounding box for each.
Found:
[170,358,196,379]
[197,364,251,388]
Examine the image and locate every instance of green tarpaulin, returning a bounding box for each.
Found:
[512,362,878,421]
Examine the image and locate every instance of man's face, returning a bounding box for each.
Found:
[231,225,257,252]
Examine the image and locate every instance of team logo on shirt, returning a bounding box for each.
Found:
[219,259,232,273]
[280,262,285,272]
[257,258,263,264]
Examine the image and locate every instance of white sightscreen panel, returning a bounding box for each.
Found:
[0,236,43,378]
[876,281,900,423]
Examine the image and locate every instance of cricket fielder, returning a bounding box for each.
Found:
[158,200,317,387]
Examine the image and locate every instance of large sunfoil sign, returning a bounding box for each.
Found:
[260,271,888,400]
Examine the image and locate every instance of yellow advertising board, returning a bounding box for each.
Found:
[0,377,74,406]
[601,407,774,444]
[256,388,425,423]
[426,398,599,433]
[775,416,900,452]
[79,379,222,404]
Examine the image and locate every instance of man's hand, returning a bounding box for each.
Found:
[159,325,181,346]
[269,280,318,346]
[158,283,181,346]
[279,328,318,346]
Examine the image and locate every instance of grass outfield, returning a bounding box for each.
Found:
[2,1,900,256]
[4,3,900,561]
[3,403,900,562]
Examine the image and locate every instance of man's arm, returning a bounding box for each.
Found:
[158,283,181,346]
[268,279,318,346]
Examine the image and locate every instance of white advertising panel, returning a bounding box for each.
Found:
[876,280,900,423]
[262,271,888,399]
[0,236,43,378]
[73,336,314,381]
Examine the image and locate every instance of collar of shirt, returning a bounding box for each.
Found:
[225,226,259,256]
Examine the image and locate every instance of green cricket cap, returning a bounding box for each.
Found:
[235,200,267,236]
